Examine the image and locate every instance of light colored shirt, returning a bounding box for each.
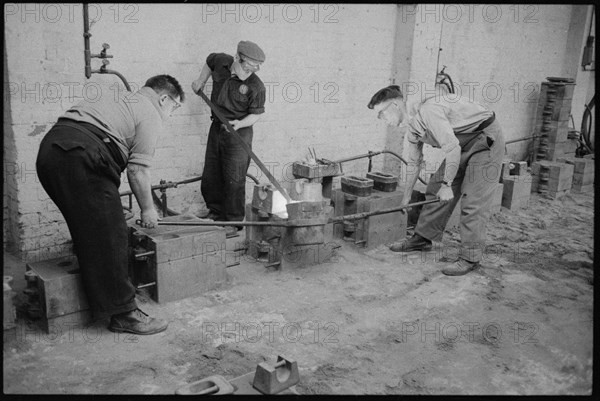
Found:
[61,86,166,167]
[407,96,493,153]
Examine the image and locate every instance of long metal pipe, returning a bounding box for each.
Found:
[83,4,92,78]
[83,4,132,91]
[331,150,428,185]
[93,68,132,92]
[155,198,440,227]
[119,176,202,197]
[196,88,293,203]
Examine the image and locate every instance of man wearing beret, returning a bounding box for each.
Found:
[192,41,266,235]
[368,85,505,276]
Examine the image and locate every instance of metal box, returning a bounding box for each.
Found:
[128,215,228,303]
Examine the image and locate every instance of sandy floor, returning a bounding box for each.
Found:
[3,190,594,395]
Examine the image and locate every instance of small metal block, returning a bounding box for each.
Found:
[341,175,374,197]
[175,375,234,395]
[252,356,300,395]
[292,161,340,179]
[366,171,398,192]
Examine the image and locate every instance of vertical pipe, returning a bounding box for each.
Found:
[83,4,92,79]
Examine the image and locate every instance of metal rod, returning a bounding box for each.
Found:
[135,251,155,258]
[157,198,440,228]
[83,4,92,79]
[157,220,290,227]
[505,135,542,145]
[93,69,132,92]
[119,176,202,197]
[196,88,293,203]
[136,282,156,289]
[331,150,428,185]
[333,150,383,164]
[330,198,440,222]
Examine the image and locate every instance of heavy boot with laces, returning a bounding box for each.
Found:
[389,233,432,252]
[108,308,168,335]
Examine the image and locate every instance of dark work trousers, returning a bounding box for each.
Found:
[36,121,137,318]
[201,120,253,221]
[415,120,505,263]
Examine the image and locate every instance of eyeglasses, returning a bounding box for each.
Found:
[168,95,182,110]
[377,101,396,119]
[240,57,261,72]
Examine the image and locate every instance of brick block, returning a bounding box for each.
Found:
[501,175,532,210]
[500,159,512,183]
[572,183,594,194]
[544,189,570,200]
[536,97,573,111]
[536,127,569,143]
[540,82,576,100]
[531,161,574,193]
[128,215,228,303]
[509,162,528,176]
[25,255,91,333]
[537,104,572,121]
[572,173,594,187]
[557,157,595,175]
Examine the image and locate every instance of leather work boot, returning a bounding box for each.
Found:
[225,226,239,237]
[442,259,480,276]
[389,233,432,252]
[200,210,221,221]
[108,308,168,335]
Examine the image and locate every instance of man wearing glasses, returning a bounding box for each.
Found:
[368,85,505,276]
[192,41,266,235]
[36,75,184,335]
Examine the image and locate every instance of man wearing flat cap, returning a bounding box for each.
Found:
[192,41,266,234]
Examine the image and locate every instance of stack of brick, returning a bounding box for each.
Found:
[531,160,574,199]
[532,78,578,161]
[499,161,532,210]
[557,157,595,193]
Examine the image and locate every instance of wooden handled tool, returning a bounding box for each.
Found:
[196,88,292,203]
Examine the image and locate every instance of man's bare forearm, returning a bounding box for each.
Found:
[234,113,261,129]
[127,164,153,213]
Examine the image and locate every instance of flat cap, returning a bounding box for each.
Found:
[237,40,265,63]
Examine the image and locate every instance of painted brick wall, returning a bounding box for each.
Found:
[396,4,593,175]
[3,4,397,261]
[3,4,593,261]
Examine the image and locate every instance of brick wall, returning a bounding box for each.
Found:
[395,4,593,174]
[3,4,594,261]
[3,4,397,261]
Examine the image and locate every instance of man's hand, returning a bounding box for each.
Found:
[139,208,159,228]
[437,185,454,203]
[191,80,205,95]
[228,120,242,131]
[399,195,412,214]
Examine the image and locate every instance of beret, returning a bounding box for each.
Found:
[237,40,265,63]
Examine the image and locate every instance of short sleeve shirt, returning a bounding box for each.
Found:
[61,86,166,167]
[206,52,266,120]
[407,96,493,153]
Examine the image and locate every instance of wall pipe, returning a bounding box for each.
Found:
[331,150,428,185]
[83,4,131,91]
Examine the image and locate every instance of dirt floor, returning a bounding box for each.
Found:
[3,189,594,395]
